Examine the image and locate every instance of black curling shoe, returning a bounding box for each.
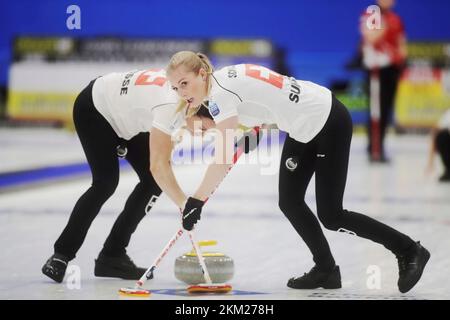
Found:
[397,241,430,293]
[42,253,69,283]
[287,265,342,289]
[94,252,146,280]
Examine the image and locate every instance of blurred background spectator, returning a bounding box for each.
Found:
[360,0,407,162]
[427,108,450,182]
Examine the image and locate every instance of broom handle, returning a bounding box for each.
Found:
[135,127,261,288]
[187,230,213,284]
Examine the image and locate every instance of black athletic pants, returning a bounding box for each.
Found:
[54,80,162,260]
[279,95,415,271]
[366,65,402,157]
[436,129,450,174]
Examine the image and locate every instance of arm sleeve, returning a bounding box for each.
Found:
[209,91,239,124]
[152,104,180,135]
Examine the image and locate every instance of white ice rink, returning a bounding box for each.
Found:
[0,128,449,300]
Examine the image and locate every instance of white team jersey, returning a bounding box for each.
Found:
[208,64,332,143]
[438,109,450,131]
[92,69,183,139]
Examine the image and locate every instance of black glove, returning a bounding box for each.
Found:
[242,130,261,153]
[182,197,205,231]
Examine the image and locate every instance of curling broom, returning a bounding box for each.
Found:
[119,126,261,296]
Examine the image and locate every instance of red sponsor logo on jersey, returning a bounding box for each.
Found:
[245,64,284,89]
[135,69,167,87]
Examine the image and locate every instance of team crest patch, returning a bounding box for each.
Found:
[209,102,220,117]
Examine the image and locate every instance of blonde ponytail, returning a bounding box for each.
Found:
[167,51,214,118]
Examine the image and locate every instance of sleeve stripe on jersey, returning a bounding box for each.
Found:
[211,74,243,103]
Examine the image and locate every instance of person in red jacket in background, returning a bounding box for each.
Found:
[360,0,407,162]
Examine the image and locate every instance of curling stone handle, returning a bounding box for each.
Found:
[189,240,217,255]
[198,240,217,247]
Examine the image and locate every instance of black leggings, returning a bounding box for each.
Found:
[366,65,402,156]
[279,95,414,271]
[436,129,450,173]
[54,80,162,260]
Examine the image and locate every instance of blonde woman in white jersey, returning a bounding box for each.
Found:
[164,51,429,293]
[42,68,187,283]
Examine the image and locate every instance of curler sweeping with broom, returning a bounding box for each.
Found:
[42,68,189,283]
[164,51,429,293]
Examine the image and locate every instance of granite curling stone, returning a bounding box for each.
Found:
[174,240,234,285]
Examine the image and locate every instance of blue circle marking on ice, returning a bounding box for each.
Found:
[149,288,268,296]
